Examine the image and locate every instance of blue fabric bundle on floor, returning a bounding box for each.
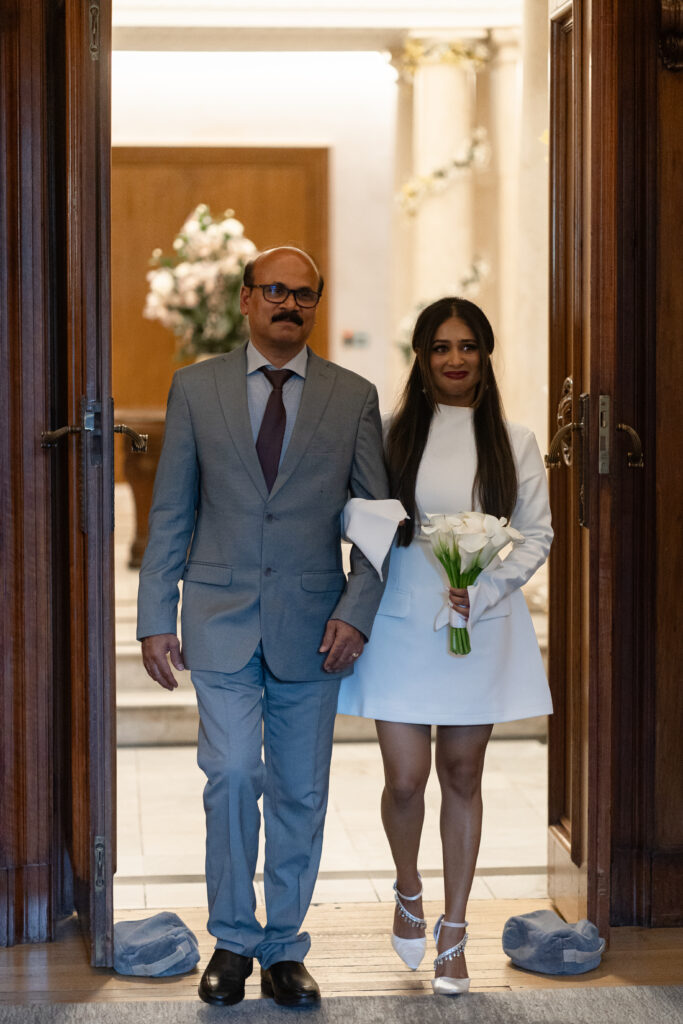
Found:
[502,909,606,975]
[114,912,200,977]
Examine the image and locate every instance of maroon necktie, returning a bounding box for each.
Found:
[256,367,294,491]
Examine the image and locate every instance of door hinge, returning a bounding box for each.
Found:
[89,2,100,61]
[94,836,106,891]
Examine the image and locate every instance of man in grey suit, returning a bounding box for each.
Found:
[137,246,389,1007]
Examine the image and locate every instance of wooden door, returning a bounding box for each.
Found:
[1,0,115,961]
[546,0,592,927]
[59,0,116,966]
[546,0,657,934]
[0,0,56,947]
[45,0,116,964]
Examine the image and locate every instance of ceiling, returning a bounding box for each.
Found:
[112,1,523,50]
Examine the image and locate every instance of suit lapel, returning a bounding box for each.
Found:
[213,346,269,500]
[269,350,336,500]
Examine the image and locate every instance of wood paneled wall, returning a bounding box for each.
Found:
[111,147,328,479]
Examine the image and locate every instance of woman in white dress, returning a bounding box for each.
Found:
[337,298,553,995]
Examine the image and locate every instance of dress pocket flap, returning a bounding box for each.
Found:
[182,562,233,586]
[478,596,511,621]
[378,587,411,619]
[301,571,347,592]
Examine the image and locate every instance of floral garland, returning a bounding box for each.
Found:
[143,204,257,361]
[397,128,490,216]
[397,37,490,80]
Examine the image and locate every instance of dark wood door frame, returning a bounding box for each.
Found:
[63,0,116,964]
[2,0,680,955]
[587,0,660,929]
[0,0,115,962]
[547,0,676,932]
[0,0,56,947]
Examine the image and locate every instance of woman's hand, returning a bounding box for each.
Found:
[449,587,470,620]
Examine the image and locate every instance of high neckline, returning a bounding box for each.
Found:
[434,403,474,416]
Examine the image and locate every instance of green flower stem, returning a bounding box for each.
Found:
[434,547,487,656]
[450,626,471,655]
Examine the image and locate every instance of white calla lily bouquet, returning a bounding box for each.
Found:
[421,512,525,655]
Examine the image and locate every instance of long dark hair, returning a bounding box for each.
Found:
[387,297,518,546]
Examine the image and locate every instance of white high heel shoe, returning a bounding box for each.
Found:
[431,915,470,995]
[390,877,427,970]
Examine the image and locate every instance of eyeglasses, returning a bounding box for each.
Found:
[251,282,321,308]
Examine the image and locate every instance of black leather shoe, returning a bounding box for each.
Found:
[261,961,321,1006]
[198,949,253,1006]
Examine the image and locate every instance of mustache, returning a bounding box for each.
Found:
[271,310,303,326]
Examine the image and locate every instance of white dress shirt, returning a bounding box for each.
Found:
[245,340,308,464]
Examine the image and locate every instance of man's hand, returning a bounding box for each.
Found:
[141,633,185,691]
[319,619,365,673]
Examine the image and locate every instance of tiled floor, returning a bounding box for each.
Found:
[114,482,549,912]
[115,738,548,910]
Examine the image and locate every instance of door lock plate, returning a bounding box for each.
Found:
[598,395,610,475]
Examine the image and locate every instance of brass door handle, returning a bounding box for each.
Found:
[43,420,148,453]
[113,424,148,452]
[41,400,97,446]
[617,423,644,468]
[41,424,82,447]
[545,422,581,468]
[545,381,589,526]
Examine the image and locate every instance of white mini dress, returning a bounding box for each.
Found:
[337,405,553,725]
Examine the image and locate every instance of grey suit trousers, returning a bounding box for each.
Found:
[192,646,341,967]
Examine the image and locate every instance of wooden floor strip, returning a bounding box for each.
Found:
[1,900,682,1004]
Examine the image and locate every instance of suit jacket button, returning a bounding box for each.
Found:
[264,567,273,577]
[265,513,273,522]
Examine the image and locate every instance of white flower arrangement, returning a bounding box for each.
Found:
[397,128,490,216]
[143,204,258,360]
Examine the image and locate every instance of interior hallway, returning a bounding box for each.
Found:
[114,480,549,911]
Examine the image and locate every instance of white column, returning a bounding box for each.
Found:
[485,29,522,419]
[514,0,550,449]
[412,46,476,303]
[388,49,417,409]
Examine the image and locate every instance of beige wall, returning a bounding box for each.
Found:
[112,32,549,444]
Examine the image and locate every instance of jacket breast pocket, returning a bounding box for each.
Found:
[183,562,233,586]
[377,587,411,619]
[301,571,346,592]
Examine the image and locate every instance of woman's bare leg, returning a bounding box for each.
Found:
[375,720,432,940]
[433,723,493,979]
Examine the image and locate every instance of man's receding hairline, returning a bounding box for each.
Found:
[244,246,323,293]
[254,247,319,275]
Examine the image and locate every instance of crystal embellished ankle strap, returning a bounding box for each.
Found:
[433,914,468,966]
[393,877,426,929]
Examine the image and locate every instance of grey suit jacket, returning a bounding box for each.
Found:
[136,345,390,681]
